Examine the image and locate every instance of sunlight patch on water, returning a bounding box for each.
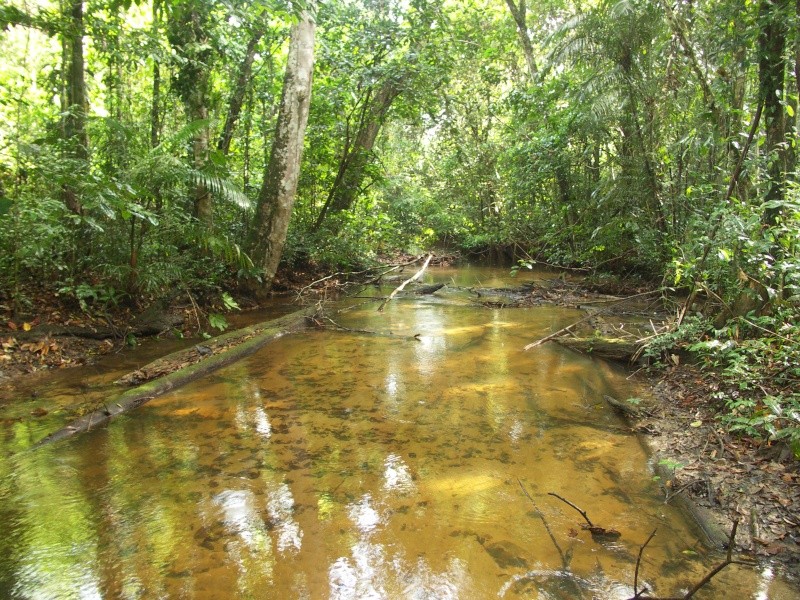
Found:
[382,454,415,495]
[347,494,383,535]
[266,482,303,554]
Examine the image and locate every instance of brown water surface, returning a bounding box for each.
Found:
[0,267,795,598]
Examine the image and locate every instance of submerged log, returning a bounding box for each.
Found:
[414,283,445,295]
[36,307,313,447]
[555,336,641,362]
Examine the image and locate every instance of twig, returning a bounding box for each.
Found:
[664,478,700,504]
[518,480,569,568]
[548,492,594,527]
[633,529,657,598]
[523,313,595,351]
[316,315,421,341]
[627,519,753,600]
[184,288,203,333]
[377,254,433,312]
[682,519,743,598]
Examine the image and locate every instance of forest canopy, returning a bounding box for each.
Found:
[1,0,797,298]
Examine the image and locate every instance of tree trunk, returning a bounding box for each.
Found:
[248,7,316,288]
[61,0,89,216]
[150,3,162,150]
[218,29,264,156]
[167,1,213,227]
[758,0,789,227]
[504,0,537,80]
[313,79,399,230]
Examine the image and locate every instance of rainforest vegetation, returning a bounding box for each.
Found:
[1,0,799,452]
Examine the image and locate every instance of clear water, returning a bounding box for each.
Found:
[0,267,794,599]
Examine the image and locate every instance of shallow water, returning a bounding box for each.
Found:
[0,267,795,598]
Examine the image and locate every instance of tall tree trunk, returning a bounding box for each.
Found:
[150,3,162,151]
[188,86,212,225]
[758,0,790,227]
[167,1,213,227]
[218,29,264,156]
[61,0,89,216]
[313,80,399,230]
[248,7,316,289]
[504,0,537,80]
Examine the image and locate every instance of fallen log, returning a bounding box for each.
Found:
[35,307,313,447]
[603,394,643,418]
[555,336,641,362]
[9,293,184,341]
[414,282,445,295]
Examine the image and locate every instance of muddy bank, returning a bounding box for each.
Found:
[631,366,800,578]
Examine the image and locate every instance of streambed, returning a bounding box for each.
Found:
[0,267,794,598]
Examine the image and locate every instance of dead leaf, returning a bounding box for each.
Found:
[7,321,17,331]
[30,408,48,417]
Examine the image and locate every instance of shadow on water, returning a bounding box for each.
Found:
[0,266,796,599]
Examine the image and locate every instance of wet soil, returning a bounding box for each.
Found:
[641,366,800,574]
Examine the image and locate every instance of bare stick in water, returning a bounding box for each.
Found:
[518,479,569,569]
[548,492,621,539]
[377,253,434,312]
[548,492,594,527]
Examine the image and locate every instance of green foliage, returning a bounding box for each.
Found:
[657,309,800,457]
[57,281,123,313]
[208,313,228,331]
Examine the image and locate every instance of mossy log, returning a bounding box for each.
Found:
[555,336,641,362]
[35,307,314,447]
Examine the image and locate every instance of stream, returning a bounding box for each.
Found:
[0,266,795,599]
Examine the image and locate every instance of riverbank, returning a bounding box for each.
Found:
[640,365,800,576]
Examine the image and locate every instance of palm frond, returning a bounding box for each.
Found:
[188,170,252,210]
[156,119,214,152]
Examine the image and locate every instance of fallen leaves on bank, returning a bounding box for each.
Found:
[642,365,800,573]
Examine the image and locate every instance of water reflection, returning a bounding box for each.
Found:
[382,454,415,495]
[0,269,797,598]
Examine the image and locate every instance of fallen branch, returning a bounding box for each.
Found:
[627,519,753,600]
[523,313,595,351]
[632,529,657,599]
[603,394,644,419]
[313,315,421,341]
[519,480,569,568]
[577,288,667,306]
[548,492,594,527]
[548,492,621,539]
[556,336,642,362]
[35,307,314,447]
[295,255,423,299]
[377,254,433,312]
